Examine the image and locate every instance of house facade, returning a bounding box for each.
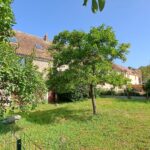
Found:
[112,64,142,85]
[99,64,143,93]
[9,31,53,101]
[10,31,52,76]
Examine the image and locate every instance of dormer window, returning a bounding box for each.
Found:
[8,37,18,43]
[35,43,43,50]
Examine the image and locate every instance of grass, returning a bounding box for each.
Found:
[0,98,150,150]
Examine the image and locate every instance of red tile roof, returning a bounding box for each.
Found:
[14,31,52,61]
[112,64,142,77]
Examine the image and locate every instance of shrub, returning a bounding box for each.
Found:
[96,88,115,97]
[0,43,47,118]
[57,85,89,102]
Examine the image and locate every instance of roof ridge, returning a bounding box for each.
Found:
[14,30,51,43]
[113,63,139,71]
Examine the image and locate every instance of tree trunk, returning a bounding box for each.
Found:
[111,87,114,96]
[127,91,131,99]
[126,88,131,99]
[146,92,149,100]
[90,84,97,115]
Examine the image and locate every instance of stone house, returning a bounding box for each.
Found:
[99,64,143,93]
[112,64,142,85]
[9,31,52,76]
[9,31,52,101]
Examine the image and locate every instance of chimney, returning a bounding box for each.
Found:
[43,34,48,41]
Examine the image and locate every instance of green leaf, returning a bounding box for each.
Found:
[98,0,105,11]
[92,0,98,13]
[83,0,88,6]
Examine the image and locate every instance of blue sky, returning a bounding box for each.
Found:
[12,0,150,68]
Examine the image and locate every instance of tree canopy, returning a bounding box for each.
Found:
[0,0,15,42]
[48,25,130,114]
[144,79,150,99]
[83,0,105,13]
[0,42,47,118]
[139,65,150,83]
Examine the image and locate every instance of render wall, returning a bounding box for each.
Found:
[33,60,49,76]
[125,74,141,85]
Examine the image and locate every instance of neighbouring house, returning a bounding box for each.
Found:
[98,64,143,94]
[112,64,142,85]
[9,31,52,76]
[9,31,52,101]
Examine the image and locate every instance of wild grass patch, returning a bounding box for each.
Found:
[0,98,150,150]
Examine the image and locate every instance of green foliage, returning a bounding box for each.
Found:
[108,70,130,89]
[96,88,111,96]
[57,85,89,102]
[15,57,47,111]
[0,42,47,117]
[83,0,105,13]
[49,25,129,88]
[48,25,130,114]
[0,98,150,149]
[139,65,150,83]
[144,79,150,98]
[0,0,15,42]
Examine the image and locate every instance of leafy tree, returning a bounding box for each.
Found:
[139,65,150,83]
[144,79,150,99]
[107,70,130,95]
[83,0,105,13]
[0,0,15,42]
[0,43,47,118]
[48,25,130,114]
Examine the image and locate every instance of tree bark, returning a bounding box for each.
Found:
[90,84,97,115]
[146,92,149,100]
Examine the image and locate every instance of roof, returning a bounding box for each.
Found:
[12,31,52,61]
[112,64,142,77]
[10,31,141,77]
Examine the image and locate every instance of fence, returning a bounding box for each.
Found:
[0,131,75,150]
[0,132,51,150]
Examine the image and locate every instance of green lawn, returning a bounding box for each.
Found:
[0,98,150,150]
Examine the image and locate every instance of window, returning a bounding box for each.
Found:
[19,57,26,66]
[35,43,43,50]
[8,37,18,43]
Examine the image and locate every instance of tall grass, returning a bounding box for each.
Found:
[0,98,150,150]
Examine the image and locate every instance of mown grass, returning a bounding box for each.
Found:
[0,98,150,150]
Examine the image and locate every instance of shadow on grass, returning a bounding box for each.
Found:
[23,107,93,125]
[0,123,21,135]
[116,98,149,103]
[100,96,149,103]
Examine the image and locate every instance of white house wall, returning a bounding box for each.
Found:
[33,59,52,79]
